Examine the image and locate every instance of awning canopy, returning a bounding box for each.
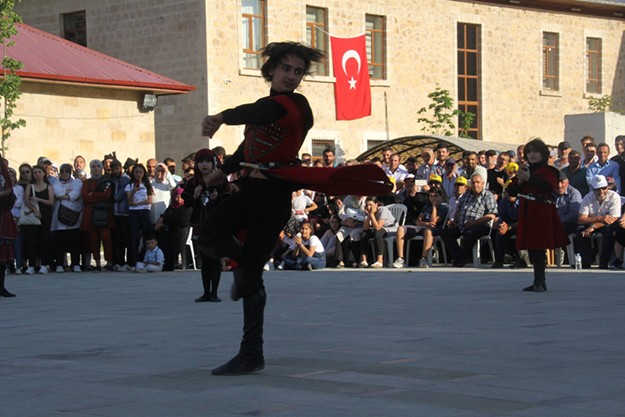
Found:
[356,135,522,164]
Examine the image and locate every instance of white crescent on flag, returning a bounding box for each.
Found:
[341,50,361,89]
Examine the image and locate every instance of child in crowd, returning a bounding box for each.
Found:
[134,236,164,273]
[280,221,326,270]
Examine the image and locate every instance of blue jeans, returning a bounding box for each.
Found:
[284,252,326,270]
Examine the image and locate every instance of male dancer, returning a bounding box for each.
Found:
[200,42,324,375]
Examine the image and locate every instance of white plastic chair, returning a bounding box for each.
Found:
[406,209,450,267]
[182,227,197,270]
[471,219,495,267]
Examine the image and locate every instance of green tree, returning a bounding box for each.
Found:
[417,86,474,138]
[0,0,26,154]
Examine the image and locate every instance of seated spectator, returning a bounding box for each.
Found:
[356,196,396,268]
[576,175,621,269]
[441,158,458,198]
[491,188,519,268]
[448,176,468,220]
[441,173,498,267]
[134,235,164,273]
[320,215,341,266]
[555,170,582,235]
[487,152,510,201]
[308,192,332,236]
[291,189,317,223]
[281,221,326,270]
[335,194,366,268]
[393,188,449,268]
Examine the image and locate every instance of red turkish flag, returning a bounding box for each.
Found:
[330,35,371,120]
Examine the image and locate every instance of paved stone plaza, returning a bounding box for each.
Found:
[1,267,624,417]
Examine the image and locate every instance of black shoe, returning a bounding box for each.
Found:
[0,288,16,297]
[491,262,504,269]
[522,284,535,292]
[195,294,212,302]
[211,353,265,376]
[210,295,221,302]
[453,257,471,267]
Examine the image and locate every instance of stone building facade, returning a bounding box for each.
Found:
[15,0,625,163]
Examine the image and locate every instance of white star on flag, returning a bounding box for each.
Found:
[348,77,357,89]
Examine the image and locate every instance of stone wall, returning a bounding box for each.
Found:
[15,0,625,163]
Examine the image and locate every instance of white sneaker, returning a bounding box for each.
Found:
[55,265,65,273]
[25,266,35,275]
[393,257,405,268]
[277,262,284,270]
[14,268,22,275]
[418,257,429,268]
[263,261,271,271]
[73,265,82,273]
[38,265,49,274]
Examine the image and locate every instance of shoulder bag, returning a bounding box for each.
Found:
[18,185,41,226]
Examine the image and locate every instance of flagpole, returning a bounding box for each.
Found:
[384,91,389,141]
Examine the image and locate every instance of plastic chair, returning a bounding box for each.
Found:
[182,227,197,270]
[370,204,407,267]
[406,209,450,267]
[471,219,495,267]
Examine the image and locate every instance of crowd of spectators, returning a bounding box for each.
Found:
[5,134,625,275]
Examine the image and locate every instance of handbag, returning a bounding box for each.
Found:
[92,201,111,228]
[18,185,41,226]
[58,203,80,226]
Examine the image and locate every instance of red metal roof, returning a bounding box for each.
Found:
[3,23,195,94]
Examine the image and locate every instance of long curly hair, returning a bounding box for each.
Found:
[260,42,324,81]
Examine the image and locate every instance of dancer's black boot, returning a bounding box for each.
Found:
[196,256,221,302]
[523,250,547,292]
[212,289,266,375]
[0,264,15,297]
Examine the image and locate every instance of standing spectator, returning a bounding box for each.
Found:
[110,159,131,271]
[22,165,55,274]
[0,156,18,296]
[433,143,451,176]
[163,157,182,184]
[576,175,621,269]
[150,163,177,225]
[322,147,336,168]
[155,187,192,271]
[125,164,154,268]
[73,155,87,179]
[581,142,597,169]
[81,160,114,271]
[610,135,625,197]
[554,141,572,170]
[51,164,83,273]
[484,149,498,170]
[145,158,158,180]
[459,151,487,183]
[487,151,510,201]
[102,153,115,176]
[416,148,436,180]
[182,148,229,302]
[562,150,588,196]
[385,153,408,187]
[8,167,22,274]
[441,158,458,198]
[516,144,526,165]
[404,156,418,176]
[291,188,317,222]
[586,143,621,194]
[441,173,498,267]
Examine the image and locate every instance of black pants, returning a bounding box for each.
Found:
[441,224,490,261]
[111,215,130,266]
[53,229,81,268]
[202,178,293,297]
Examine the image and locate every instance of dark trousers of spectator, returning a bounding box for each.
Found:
[128,209,152,266]
[111,215,130,266]
[441,224,490,262]
[22,224,52,267]
[493,229,516,264]
[576,223,616,268]
[163,227,189,271]
[53,229,81,268]
[359,229,387,263]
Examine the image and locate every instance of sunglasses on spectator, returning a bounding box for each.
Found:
[60,169,71,174]
[593,187,608,192]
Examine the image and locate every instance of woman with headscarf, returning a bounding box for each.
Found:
[182,148,229,302]
[52,163,83,272]
[155,186,192,271]
[150,162,177,226]
[81,159,114,271]
[0,156,18,296]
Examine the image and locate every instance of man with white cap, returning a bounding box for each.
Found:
[576,174,621,269]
